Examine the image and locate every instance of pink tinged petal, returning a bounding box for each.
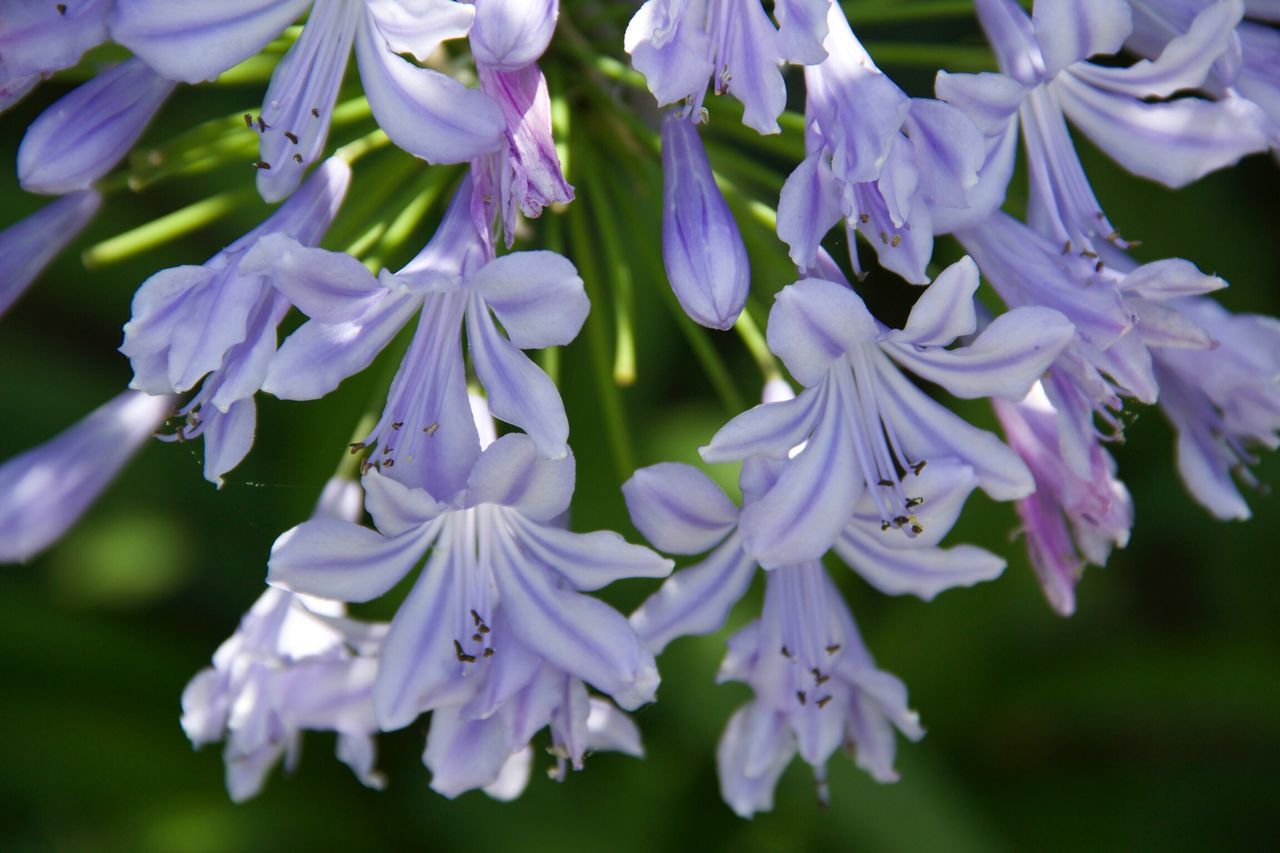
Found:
[268,519,434,603]
[873,354,1035,500]
[772,0,831,64]
[622,462,739,555]
[355,9,505,164]
[738,381,861,568]
[365,0,475,61]
[0,189,100,316]
[630,534,757,654]
[470,0,558,70]
[1032,0,1133,78]
[507,514,674,593]
[660,114,750,329]
[586,699,644,758]
[716,702,795,818]
[723,1,787,134]
[109,0,310,83]
[466,295,569,459]
[777,152,844,271]
[884,306,1075,401]
[469,251,587,348]
[0,390,175,563]
[362,469,446,536]
[836,527,1005,600]
[700,383,825,462]
[1120,258,1227,300]
[201,398,256,487]
[0,0,110,80]
[491,534,658,709]
[625,0,714,107]
[1074,0,1243,99]
[423,708,515,797]
[255,0,360,203]
[888,255,980,347]
[464,434,574,520]
[767,278,878,387]
[1055,73,1270,188]
[933,70,1028,136]
[17,58,174,195]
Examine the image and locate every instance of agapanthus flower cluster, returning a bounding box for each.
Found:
[1,0,1276,820]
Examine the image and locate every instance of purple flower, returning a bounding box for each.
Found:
[17,57,174,195]
[120,157,351,486]
[0,0,112,113]
[625,0,831,133]
[777,3,985,283]
[994,383,1132,615]
[246,177,586,498]
[1152,297,1280,520]
[660,112,749,329]
[699,255,1071,568]
[111,0,505,201]
[183,477,387,801]
[937,0,1268,249]
[0,189,101,317]
[0,389,175,563]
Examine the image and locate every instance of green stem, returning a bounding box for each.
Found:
[82,185,258,268]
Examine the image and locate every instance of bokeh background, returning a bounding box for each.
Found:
[2,4,1279,850]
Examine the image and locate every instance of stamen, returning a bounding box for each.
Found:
[283,131,299,145]
[453,639,476,663]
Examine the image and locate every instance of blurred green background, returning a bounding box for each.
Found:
[2,4,1279,851]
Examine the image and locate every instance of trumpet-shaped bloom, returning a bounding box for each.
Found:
[0,189,101,317]
[1152,297,1280,520]
[17,57,174,195]
[700,256,1071,567]
[994,383,1132,616]
[625,0,832,133]
[247,177,586,498]
[660,113,749,329]
[111,0,505,201]
[183,477,387,801]
[0,389,175,563]
[120,157,351,486]
[937,0,1268,249]
[268,428,673,735]
[776,4,984,283]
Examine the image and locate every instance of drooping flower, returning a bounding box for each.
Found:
[111,0,505,201]
[182,476,387,801]
[246,176,586,498]
[625,0,833,133]
[776,3,984,283]
[0,0,112,113]
[0,389,175,563]
[700,255,1071,568]
[268,394,671,796]
[993,382,1132,616]
[0,189,101,317]
[468,0,573,246]
[1151,296,1280,520]
[660,112,749,329]
[120,157,351,486]
[937,0,1269,249]
[17,57,174,195]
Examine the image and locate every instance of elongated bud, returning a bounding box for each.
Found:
[0,190,101,317]
[0,390,176,563]
[18,58,174,195]
[660,113,749,330]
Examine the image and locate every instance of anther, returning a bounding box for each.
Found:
[391,421,403,430]
[825,644,841,655]
[812,668,830,686]
[472,633,483,642]
[905,496,924,508]
[311,107,320,118]
[424,422,439,435]
[894,515,909,528]
[483,647,495,657]
[453,640,476,663]
[878,478,894,487]
[797,691,807,705]
[879,231,890,245]
[890,234,902,248]
[858,213,870,224]
[349,442,366,454]
[283,130,299,145]
[382,458,394,468]
[780,645,794,659]
[816,695,833,709]
[470,609,483,626]
[1062,240,1072,254]
[56,3,67,14]
[1095,260,1104,273]
[243,113,254,129]
[910,460,927,476]
[1081,249,1098,259]
[293,153,303,164]
[256,116,269,132]
[253,160,271,170]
